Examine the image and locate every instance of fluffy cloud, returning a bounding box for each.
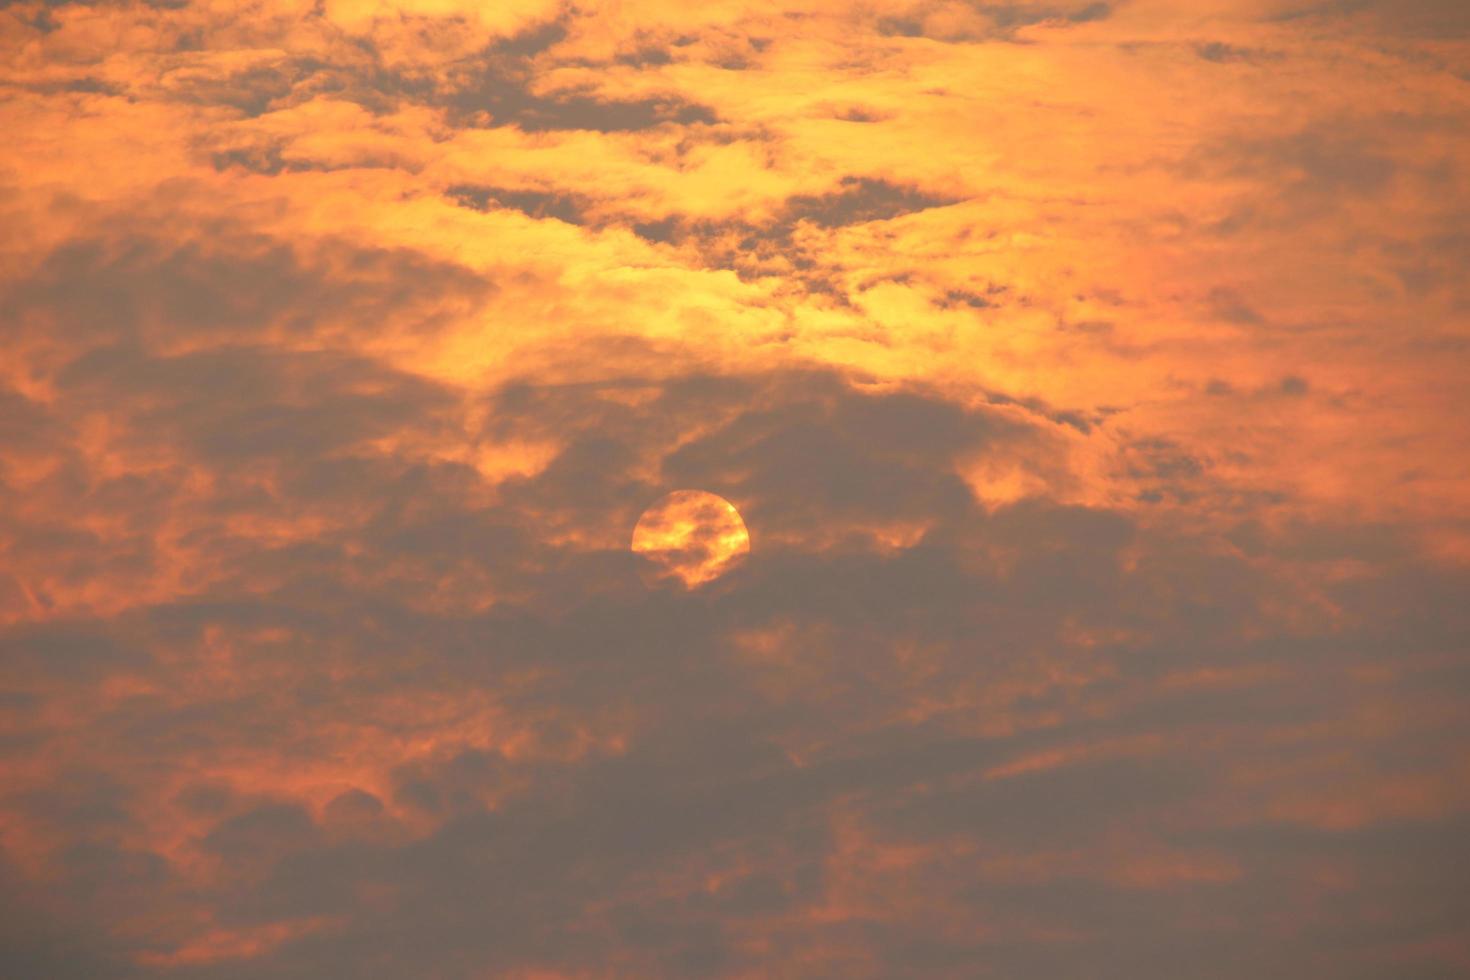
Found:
[1,0,1467,976]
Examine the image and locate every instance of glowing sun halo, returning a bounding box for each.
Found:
[631,490,750,589]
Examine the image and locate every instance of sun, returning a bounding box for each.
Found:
[631,490,750,589]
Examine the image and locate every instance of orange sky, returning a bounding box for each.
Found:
[2,0,1469,976]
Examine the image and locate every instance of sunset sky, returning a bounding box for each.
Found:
[2,0,1469,976]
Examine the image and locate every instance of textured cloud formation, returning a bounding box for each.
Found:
[2,0,1469,977]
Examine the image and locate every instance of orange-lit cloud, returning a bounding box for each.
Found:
[1,0,1468,975]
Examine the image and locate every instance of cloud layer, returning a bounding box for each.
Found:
[2,0,1468,976]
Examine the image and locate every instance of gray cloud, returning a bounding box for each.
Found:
[1272,0,1470,38]
[445,183,588,225]
[879,1,1112,41]
[2,71,1467,971]
[439,23,718,133]
[2,231,491,349]
[8,301,1464,974]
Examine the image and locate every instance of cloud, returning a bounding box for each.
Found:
[1271,0,1470,38]
[446,182,588,224]
[877,0,1113,42]
[2,0,1468,975]
[3,229,492,350]
[1192,40,1271,63]
[5,312,1464,975]
[436,20,720,133]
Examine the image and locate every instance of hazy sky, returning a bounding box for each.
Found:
[2,0,1468,976]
